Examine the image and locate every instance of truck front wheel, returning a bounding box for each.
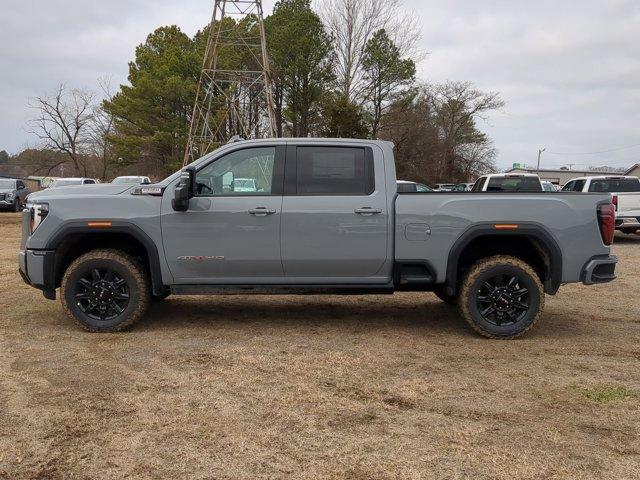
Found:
[61,249,150,332]
[458,256,544,339]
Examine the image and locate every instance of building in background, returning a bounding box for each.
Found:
[625,164,640,177]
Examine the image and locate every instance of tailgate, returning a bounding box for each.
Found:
[616,192,640,216]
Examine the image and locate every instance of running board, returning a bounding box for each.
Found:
[171,283,395,296]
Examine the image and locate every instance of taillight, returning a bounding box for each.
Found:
[597,203,615,246]
[612,194,618,211]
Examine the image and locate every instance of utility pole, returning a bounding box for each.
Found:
[183,0,277,166]
[536,148,546,174]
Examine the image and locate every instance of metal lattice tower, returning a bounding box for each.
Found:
[183,0,277,166]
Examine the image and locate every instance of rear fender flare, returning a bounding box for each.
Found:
[445,223,562,295]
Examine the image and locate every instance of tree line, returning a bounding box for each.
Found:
[11,0,503,184]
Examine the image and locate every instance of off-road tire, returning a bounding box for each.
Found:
[458,255,544,339]
[61,249,150,332]
[433,287,457,305]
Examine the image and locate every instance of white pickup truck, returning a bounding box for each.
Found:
[562,176,640,234]
[471,173,543,192]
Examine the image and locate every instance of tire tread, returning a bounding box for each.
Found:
[60,249,150,332]
[458,255,544,339]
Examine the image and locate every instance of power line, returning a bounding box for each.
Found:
[547,142,640,156]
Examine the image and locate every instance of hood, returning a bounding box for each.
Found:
[0,188,15,194]
[28,184,133,201]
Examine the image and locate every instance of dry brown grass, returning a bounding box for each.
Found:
[0,212,638,479]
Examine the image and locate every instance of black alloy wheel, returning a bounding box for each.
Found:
[74,268,130,321]
[475,274,530,326]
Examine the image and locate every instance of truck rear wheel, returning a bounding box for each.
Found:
[61,249,150,332]
[458,255,544,339]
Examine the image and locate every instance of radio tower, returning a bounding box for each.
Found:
[183,0,277,166]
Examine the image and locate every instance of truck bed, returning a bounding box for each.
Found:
[394,192,611,284]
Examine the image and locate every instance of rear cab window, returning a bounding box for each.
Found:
[486,176,542,192]
[295,146,374,195]
[588,178,640,193]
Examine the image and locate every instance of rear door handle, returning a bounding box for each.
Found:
[354,207,383,215]
[248,207,276,216]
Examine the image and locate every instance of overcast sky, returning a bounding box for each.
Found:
[1,0,639,170]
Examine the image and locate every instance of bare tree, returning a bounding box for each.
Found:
[379,82,503,184]
[317,0,422,102]
[29,84,95,176]
[427,82,504,180]
[86,78,117,180]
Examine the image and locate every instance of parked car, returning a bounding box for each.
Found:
[541,180,558,192]
[112,176,151,185]
[19,138,616,339]
[48,178,99,188]
[0,178,30,211]
[432,183,456,192]
[230,178,259,192]
[452,183,474,192]
[562,176,640,234]
[397,180,433,192]
[471,173,543,192]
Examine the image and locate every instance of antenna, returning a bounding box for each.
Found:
[183,0,277,166]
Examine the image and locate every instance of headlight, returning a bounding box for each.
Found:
[28,202,49,234]
[6,192,14,199]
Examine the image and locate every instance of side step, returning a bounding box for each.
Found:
[395,261,436,291]
[171,283,395,296]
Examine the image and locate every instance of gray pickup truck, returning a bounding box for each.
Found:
[19,139,617,338]
[0,178,30,211]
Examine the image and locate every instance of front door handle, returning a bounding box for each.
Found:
[248,207,276,216]
[354,207,383,215]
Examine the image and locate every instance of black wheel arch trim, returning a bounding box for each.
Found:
[445,222,563,296]
[44,221,165,296]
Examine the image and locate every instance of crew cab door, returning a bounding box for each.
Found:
[161,145,285,283]
[280,144,390,282]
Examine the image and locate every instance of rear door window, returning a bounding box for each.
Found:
[296,146,374,195]
[588,178,640,193]
[486,176,542,192]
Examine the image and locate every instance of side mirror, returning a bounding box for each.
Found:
[172,168,195,212]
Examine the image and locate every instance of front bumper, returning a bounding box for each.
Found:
[0,199,16,208]
[581,255,617,285]
[19,249,57,299]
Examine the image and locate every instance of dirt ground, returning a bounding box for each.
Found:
[0,212,638,480]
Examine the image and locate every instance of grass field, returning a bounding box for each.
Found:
[0,212,638,479]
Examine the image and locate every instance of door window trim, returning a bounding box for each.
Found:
[283,144,376,196]
[193,145,286,197]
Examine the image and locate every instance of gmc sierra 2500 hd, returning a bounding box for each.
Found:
[19,138,618,338]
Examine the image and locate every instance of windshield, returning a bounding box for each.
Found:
[588,178,640,193]
[486,177,542,192]
[112,177,144,184]
[0,179,16,189]
[50,179,83,188]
